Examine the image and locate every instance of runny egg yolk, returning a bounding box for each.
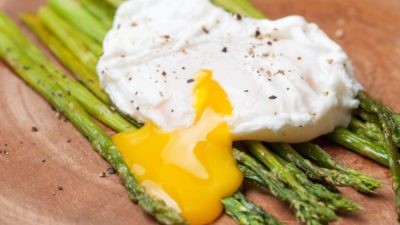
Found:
[112,70,243,224]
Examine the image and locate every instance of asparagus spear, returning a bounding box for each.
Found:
[48,0,107,43]
[243,142,338,223]
[43,5,103,57]
[38,7,101,69]
[0,29,185,225]
[349,118,385,147]
[357,91,400,219]
[358,91,400,147]
[379,112,400,221]
[78,0,114,29]
[328,127,388,166]
[294,142,380,191]
[269,143,378,194]
[222,192,284,225]
[21,13,109,103]
[106,0,124,8]
[355,109,380,124]
[234,149,336,225]
[272,151,361,212]
[0,12,134,133]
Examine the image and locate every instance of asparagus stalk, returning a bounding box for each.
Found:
[294,142,380,191]
[328,127,389,166]
[243,142,338,223]
[21,13,109,103]
[379,112,400,221]
[355,109,380,124]
[272,151,361,211]
[269,143,378,194]
[349,118,385,147]
[78,0,114,29]
[358,91,400,147]
[42,5,102,57]
[222,192,284,225]
[234,149,336,225]
[48,0,107,43]
[106,0,124,8]
[0,12,134,133]
[38,7,101,69]
[0,29,185,225]
[357,91,400,219]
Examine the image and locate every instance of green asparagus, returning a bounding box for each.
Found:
[234,149,336,225]
[244,142,338,223]
[294,142,380,191]
[222,192,284,225]
[273,151,361,211]
[38,7,101,69]
[357,91,400,219]
[106,0,124,8]
[0,25,185,225]
[48,0,108,43]
[0,12,134,133]
[349,118,385,147]
[269,143,378,193]
[328,127,388,166]
[21,13,109,103]
[78,0,114,29]
[358,91,400,147]
[379,111,400,221]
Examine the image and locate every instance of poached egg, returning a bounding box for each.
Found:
[97,0,362,224]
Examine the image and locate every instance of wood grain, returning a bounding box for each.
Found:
[0,0,399,224]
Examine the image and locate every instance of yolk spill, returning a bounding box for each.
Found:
[112,70,243,224]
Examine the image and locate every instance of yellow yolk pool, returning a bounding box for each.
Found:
[112,70,243,225]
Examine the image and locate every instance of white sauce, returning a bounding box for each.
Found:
[98,0,362,142]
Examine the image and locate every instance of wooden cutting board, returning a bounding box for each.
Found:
[1,0,399,224]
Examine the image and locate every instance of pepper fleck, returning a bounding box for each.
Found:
[31,126,39,132]
[221,47,228,53]
[107,167,116,174]
[187,79,195,83]
[269,95,277,100]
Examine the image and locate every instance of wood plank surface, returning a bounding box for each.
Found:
[0,0,399,224]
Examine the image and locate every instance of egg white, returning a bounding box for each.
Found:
[97,0,361,142]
